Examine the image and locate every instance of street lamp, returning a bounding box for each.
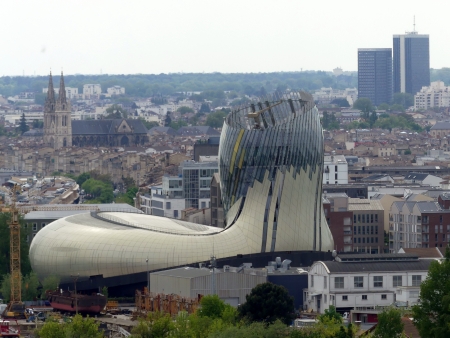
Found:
[146,258,150,294]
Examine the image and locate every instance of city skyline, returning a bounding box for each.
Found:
[1,0,449,76]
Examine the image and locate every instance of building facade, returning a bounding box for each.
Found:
[393,32,430,95]
[414,81,450,110]
[30,92,334,287]
[83,84,102,99]
[43,72,73,149]
[323,154,348,185]
[358,48,393,106]
[305,254,431,314]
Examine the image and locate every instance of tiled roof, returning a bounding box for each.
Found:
[401,247,443,258]
[322,259,432,273]
[72,119,148,135]
[430,121,450,130]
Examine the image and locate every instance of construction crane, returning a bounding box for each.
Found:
[2,185,26,319]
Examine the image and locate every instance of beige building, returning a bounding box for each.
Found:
[430,121,450,138]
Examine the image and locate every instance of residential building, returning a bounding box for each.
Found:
[414,81,450,110]
[324,154,348,185]
[373,144,395,157]
[305,254,432,314]
[389,195,450,252]
[43,86,79,99]
[107,85,125,96]
[349,198,385,253]
[83,84,102,99]
[403,172,442,186]
[393,32,430,95]
[358,48,393,106]
[323,194,353,252]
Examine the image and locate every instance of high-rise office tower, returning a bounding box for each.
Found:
[358,48,393,106]
[393,31,430,95]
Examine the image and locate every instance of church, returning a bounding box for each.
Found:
[44,72,148,149]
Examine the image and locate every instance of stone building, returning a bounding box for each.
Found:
[43,72,148,149]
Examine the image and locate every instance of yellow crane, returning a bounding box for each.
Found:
[2,185,26,319]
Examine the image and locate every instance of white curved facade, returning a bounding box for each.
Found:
[29,92,334,282]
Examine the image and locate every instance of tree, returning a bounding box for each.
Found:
[205,111,227,128]
[177,106,194,114]
[412,248,450,337]
[164,112,172,127]
[331,98,350,107]
[76,172,90,186]
[377,103,390,111]
[322,111,340,130]
[374,307,404,338]
[238,282,294,325]
[170,120,187,130]
[22,272,40,301]
[199,103,211,113]
[41,275,60,295]
[198,295,226,319]
[32,120,44,128]
[139,119,159,130]
[37,314,104,338]
[19,113,29,134]
[369,111,378,127]
[319,305,342,323]
[353,98,374,113]
[392,92,414,109]
[105,104,127,119]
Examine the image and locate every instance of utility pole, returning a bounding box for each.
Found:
[71,274,79,315]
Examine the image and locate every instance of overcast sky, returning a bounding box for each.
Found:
[2,0,448,76]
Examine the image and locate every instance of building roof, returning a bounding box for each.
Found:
[176,126,220,137]
[348,198,383,211]
[430,121,450,130]
[337,253,419,261]
[151,267,212,279]
[399,247,443,258]
[148,126,177,136]
[404,172,429,181]
[321,259,432,273]
[361,174,392,181]
[416,201,440,213]
[72,119,148,135]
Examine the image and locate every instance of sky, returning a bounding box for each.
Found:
[1,0,449,76]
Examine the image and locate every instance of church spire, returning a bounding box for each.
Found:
[46,71,56,103]
[58,71,67,104]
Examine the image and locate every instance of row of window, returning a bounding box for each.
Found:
[25,223,47,231]
[354,237,379,244]
[353,214,378,224]
[332,275,421,289]
[341,294,387,301]
[354,225,379,235]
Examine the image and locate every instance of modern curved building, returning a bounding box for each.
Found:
[29,92,334,292]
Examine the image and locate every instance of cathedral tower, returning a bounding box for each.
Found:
[43,72,72,149]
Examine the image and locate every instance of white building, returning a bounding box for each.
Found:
[107,86,125,96]
[83,84,102,99]
[414,81,450,110]
[323,154,348,185]
[305,254,432,314]
[43,87,79,100]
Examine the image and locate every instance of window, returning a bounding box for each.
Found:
[166,202,171,209]
[373,276,383,288]
[412,275,422,286]
[311,275,314,287]
[324,294,327,303]
[354,276,363,288]
[342,295,348,301]
[324,276,327,288]
[201,201,206,208]
[375,214,378,222]
[334,277,344,289]
[41,223,46,228]
[392,276,402,288]
[32,223,37,231]
[381,294,387,300]
[362,295,367,300]
[173,210,179,218]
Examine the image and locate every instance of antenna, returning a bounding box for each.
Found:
[413,15,416,33]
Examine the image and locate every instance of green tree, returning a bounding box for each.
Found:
[392,92,414,109]
[331,98,350,107]
[22,272,40,301]
[177,106,195,114]
[19,113,29,134]
[37,319,66,338]
[101,286,108,299]
[0,274,11,302]
[37,314,104,338]
[319,305,342,323]
[131,312,174,338]
[139,119,159,129]
[105,104,127,119]
[41,275,60,295]
[198,295,226,319]
[164,112,172,127]
[390,104,405,112]
[170,120,188,130]
[412,248,450,338]
[238,282,294,325]
[369,111,378,127]
[76,172,90,186]
[199,103,211,113]
[353,98,374,113]
[377,103,390,111]
[374,307,404,338]
[32,120,44,128]
[205,110,227,128]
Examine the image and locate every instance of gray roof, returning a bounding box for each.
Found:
[148,126,177,136]
[322,259,433,273]
[151,267,212,278]
[23,129,43,137]
[176,126,220,137]
[416,201,441,213]
[337,253,419,261]
[405,172,429,181]
[362,174,392,181]
[430,121,450,130]
[72,119,148,135]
